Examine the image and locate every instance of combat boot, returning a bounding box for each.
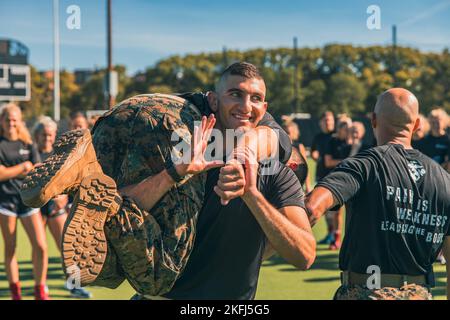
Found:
[62,172,122,287]
[20,129,102,208]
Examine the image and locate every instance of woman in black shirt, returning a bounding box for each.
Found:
[0,103,48,300]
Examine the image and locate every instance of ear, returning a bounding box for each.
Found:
[412,116,421,133]
[263,101,268,113]
[371,112,377,129]
[207,91,219,113]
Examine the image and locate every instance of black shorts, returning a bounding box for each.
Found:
[0,196,39,218]
[41,200,67,219]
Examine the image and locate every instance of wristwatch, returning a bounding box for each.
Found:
[165,158,185,183]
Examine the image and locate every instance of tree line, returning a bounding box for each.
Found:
[21,44,450,121]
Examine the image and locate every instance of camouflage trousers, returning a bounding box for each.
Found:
[333,284,433,300]
[90,94,206,296]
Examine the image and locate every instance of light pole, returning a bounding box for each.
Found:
[53,0,60,121]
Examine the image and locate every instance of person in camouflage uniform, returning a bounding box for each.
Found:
[89,93,208,295]
[21,62,292,297]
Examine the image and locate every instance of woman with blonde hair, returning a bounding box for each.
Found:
[282,119,312,193]
[0,103,49,300]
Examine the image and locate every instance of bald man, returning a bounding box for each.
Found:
[305,88,450,300]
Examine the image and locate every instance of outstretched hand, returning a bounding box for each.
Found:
[175,114,224,176]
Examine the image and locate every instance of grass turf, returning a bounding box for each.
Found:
[0,160,447,300]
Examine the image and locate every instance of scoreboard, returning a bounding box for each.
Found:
[0,39,31,101]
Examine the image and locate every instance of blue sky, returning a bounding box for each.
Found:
[1,0,449,75]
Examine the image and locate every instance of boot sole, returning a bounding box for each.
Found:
[62,173,117,287]
[21,129,92,208]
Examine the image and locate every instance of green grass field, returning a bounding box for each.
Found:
[0,160,447,300]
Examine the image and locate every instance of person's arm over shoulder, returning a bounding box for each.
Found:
[306,151,374,225]
[258,112,291,164]
[176,92,212,116]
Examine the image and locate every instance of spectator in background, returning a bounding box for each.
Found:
[287,147,309,189]
[0,103,48,300]
[282,119,311,192]
[349,121,370,156]
[412,114,430,150]
[69,111,89,130]
[33,116,92,299]
[323,119,353,250]
[420,108,449,166]
[311,111,335,245]
[419,108,450,265]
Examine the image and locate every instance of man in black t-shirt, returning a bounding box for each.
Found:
[162,62,316,300]
[323,120,352,250]
[305,88,450,300]
[311,111,335,181]
[311,111,335,245]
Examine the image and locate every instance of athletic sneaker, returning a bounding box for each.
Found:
[34,284,50,300]
[20,129,102,208]
[62,173,121,287]
[70,287,93,299]
[10,282,22,300]
[318,233,334,245]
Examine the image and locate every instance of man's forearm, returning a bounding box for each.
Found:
[305,186,338,226]
[242,191,315,270]
[119,168,177,212]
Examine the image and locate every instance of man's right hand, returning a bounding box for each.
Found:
[175,114,223,176]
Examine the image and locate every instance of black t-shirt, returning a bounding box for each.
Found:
[0,138,40,200]
[317,144,450,276]
[417,134,450,165]
[311,132,333,180]
[165,163,305,300]
[324,136,351,168]
[177,92,292,164]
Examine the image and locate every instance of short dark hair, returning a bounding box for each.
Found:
[216,62,264,91]
[70,111,87,120]
[320,111,334,120]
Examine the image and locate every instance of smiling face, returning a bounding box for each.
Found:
[1,109,21,139]
[36,126,57,152]
[209,75,267,131]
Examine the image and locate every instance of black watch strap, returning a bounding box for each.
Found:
[165,159,184,183]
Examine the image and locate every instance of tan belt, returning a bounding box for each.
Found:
[341,271,429,288]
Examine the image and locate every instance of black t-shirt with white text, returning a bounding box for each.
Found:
[165,163,305,300]
[318,144,450,276]
[0,138,40,200]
